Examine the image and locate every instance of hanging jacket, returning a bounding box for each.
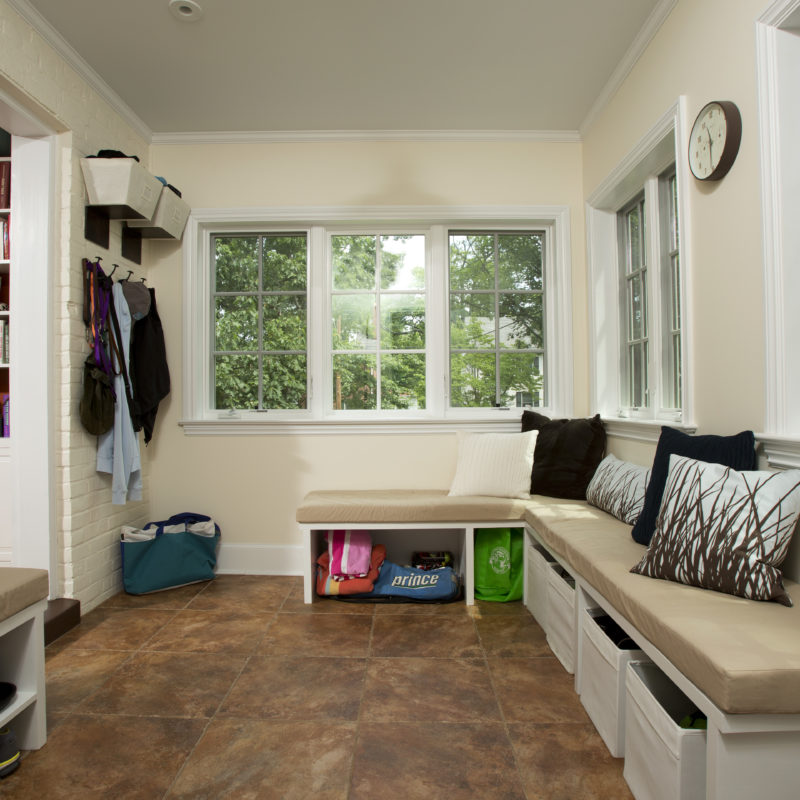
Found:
[129,288,170,444]
[97,283,142,504]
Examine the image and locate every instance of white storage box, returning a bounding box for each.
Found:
[545,562,576,674]
[580,607,645,757]
[624,662,707,800]
[128,184,190,239]
[524,540,554,629]
[80,157,162,220]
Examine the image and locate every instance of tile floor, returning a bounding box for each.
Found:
[1,575,633,799]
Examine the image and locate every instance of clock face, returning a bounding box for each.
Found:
[688,101,741,181]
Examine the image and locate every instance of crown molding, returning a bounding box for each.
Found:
[150,129,582,146]
[6,0,152,143]
[580,0,678,136]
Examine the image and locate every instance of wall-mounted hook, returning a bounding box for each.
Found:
[139,277,147,283]
[125,270,133,281]
[109,264,118,278]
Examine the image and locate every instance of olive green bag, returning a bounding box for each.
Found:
[474,527,524,602]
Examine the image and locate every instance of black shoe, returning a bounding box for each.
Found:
[0,727,20,778]
[0,683,16,713]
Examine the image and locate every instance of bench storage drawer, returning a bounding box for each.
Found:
[580,607,645,757]
[624,661,706,800]
[545,562,576,674]
[524,540,554,630]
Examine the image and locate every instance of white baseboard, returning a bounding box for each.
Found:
[216,542,305,576]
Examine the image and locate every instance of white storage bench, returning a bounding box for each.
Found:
[296,489,531,605]
[0,567,48,750]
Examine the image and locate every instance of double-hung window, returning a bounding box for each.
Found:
[183,208,572,431]
[587,102,689,434]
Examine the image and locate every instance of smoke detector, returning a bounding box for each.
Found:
[169,0,204,22]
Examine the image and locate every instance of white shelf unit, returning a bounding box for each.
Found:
[0,597,47,749]
[300,520,522,605]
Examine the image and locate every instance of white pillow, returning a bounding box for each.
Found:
[448,431,538,499]
[586,454,650,525]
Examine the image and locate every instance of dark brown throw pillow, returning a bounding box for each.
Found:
[521,411,606,499]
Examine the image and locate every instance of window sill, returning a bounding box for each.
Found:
[179,416,527,436]
[756,434,800,470]
[601,417,696,444]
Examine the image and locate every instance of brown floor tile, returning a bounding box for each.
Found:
[166,718,357,799]
[361,657,501,723]
[373,599,470,615]
[256,612,372,657]
[281,584,376,614]
[0,714,205,800]
[489,656,590,724]
[186,574,297,614]
[51,608,175,652]
[144,609,274,654]
[508,722,633,800]
[471,598,530,616]
[99,581,211,610]
[77,650,246,718]
[476,614,552,657]
[45,648,131,715]
[220,655,367,720]
[351,722,526,800]
[370,614,482,658]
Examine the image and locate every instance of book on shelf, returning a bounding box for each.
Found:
[0,393,8,438]
[0,319,5,362]
[0,161,9,209]
[0,217,8,260]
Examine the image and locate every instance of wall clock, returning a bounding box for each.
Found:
[688,101,742,181]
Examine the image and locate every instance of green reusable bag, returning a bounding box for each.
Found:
[474,528,523,602]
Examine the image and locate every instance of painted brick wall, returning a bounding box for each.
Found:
[0,0,154,611]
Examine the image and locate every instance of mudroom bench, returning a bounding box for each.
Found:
[297,489,800,800]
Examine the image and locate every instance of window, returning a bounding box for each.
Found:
[619,196,648,409]
[449,232,545,408]
[212,234,308,411]
[586,101,689,437]
[331,234,426,411]
[183,207,573,432]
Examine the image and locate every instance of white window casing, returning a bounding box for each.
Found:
[586,99,694,443]
[181,205,573,435]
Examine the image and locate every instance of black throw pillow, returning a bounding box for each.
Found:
[630,426,757,545]
[521,411,606,499]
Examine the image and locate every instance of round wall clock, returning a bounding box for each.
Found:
[688,101,742,181]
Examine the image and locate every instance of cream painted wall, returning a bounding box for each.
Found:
[146,140,587,550]
[583,0,769,440]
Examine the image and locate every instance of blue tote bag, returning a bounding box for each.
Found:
[121,512,221,594]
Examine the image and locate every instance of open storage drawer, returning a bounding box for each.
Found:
[545,562,576,673]
[524,537,554,629]
[624,661,706,800]
[580,607,646,757]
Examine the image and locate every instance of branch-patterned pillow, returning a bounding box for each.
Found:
[586,454,650,525]
[631,454,800,606]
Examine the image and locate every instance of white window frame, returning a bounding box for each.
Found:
[181,205,573,435]
[586,100,694,443]
[757,1,800,467]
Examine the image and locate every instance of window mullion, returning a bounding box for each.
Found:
[309,225,328,418]
[643,175,662,416]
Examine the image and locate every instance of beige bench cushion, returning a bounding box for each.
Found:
[525,501,800,715]
[297,489,530,524]
[0,567,49,622]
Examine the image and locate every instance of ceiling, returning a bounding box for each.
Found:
[21,0,664,137]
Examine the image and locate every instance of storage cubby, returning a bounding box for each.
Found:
[580,607,646,757]
[624,661,707,800]
[545,561,576,673]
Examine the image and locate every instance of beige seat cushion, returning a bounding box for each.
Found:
[297,489,530,524]
[0,567,49,622]
[525,502,800,715]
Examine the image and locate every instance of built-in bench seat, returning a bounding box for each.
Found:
[296,489,800,800]
[0,567,48,751]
